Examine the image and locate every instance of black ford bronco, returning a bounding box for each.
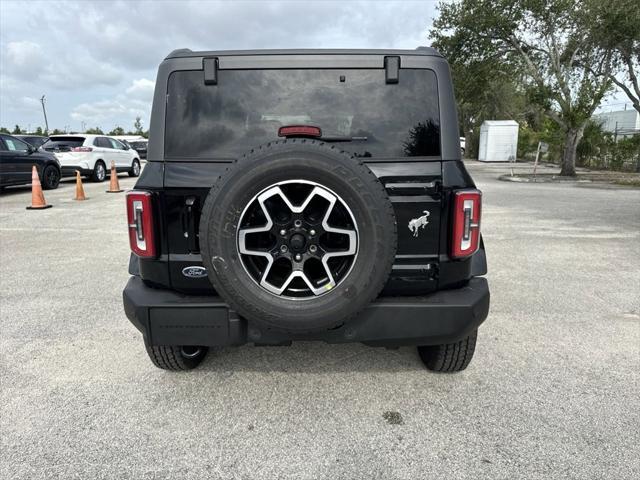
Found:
[123,48,489,372]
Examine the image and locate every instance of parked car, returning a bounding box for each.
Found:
[42,134,141,182]
[128,140,148,160]
[15,135,49,149]
[0,133,60,190]
[123,48,489,372]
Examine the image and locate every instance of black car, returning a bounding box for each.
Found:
[0,133,61,190]
[123,48,489,372]
[128,140,147,160]
[15,135,49,149]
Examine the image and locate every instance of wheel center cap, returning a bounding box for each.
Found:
[289,233,306,252]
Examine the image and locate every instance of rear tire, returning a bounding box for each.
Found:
[41,165,60,190]
[91,160,106,182]
[145,345,208,371]
[129,159,141,177]
[418,330,477,372]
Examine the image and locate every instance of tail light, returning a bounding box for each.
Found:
[278,125,322,138]
[72,146,93,152]
[126,191,156,257]
[451,189,481,259]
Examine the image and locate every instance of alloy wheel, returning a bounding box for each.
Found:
[237,180,359,299]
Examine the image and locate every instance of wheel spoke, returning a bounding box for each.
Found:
[238,194,273,256]
[261,270,329,296]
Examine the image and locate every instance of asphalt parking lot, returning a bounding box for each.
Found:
[1,163,639,479]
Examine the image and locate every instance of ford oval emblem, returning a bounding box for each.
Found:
[182,266,208,278]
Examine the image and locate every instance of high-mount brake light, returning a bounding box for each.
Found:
[278,125,322,138]
[72,147,93,152]
[126,191,156,258]
[451,189,482,259]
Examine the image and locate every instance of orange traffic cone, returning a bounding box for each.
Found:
[26,165,52,210]
[74,170,87,200]
[106,160,123,193]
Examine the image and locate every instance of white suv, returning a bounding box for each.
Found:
[42,134,141,182]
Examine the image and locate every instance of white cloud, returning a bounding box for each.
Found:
[69,78,153,129]
[126,78,155,101]
[4,41,46,77]
[1,0,439,129]
[1,40,122,90]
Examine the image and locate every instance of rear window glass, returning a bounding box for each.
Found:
[165,69,440,159]
[43,137,85,152]
[18,136,47,148]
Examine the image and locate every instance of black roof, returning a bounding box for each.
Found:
[165,47,441,59]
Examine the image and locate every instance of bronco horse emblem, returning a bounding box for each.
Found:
[408,210,430,237]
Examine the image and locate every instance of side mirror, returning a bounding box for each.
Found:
[26,145,35,154]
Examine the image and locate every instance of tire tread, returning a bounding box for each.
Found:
[418,330,478,373]
[145,345,207,371]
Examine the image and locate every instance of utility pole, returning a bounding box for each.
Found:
[613,121,619,170]
[40,95,49,134]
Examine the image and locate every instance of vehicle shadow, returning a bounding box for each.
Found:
[0,178,77,197]
[197,342,425,374]
[0,185,33,196]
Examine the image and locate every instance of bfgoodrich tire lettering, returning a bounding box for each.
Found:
[200,139,397,332]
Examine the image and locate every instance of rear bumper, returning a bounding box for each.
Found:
[123,276,489,347]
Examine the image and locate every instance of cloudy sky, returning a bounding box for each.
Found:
[0,0,440,133]
[0,0,631,133]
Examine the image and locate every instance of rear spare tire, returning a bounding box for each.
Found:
[200,139,396,332]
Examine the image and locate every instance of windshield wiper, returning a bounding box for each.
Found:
[319,136,368,143]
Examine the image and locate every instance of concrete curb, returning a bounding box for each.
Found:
[497,174,592,184]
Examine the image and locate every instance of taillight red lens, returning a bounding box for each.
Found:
[451,189,482,259]
[278,125,322,138]
[126,191,156,258]
[72,146,93,152]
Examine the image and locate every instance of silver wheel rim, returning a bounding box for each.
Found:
[133,161,140,175]
[97,164,105,180]
[237,180,359,299]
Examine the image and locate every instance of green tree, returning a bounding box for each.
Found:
[12,125,22,134]
[109,126,125,136]
[133,116,143,135]
[85,127,104,134]
[431,17,536,158]
[431,0,618,176]
[51,128,64,135]
[0,127,9,134]
[587,0,640,113]
[35,126,44,136]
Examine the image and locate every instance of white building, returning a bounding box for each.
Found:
[592,108,640,139]
[477,120,519,162]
